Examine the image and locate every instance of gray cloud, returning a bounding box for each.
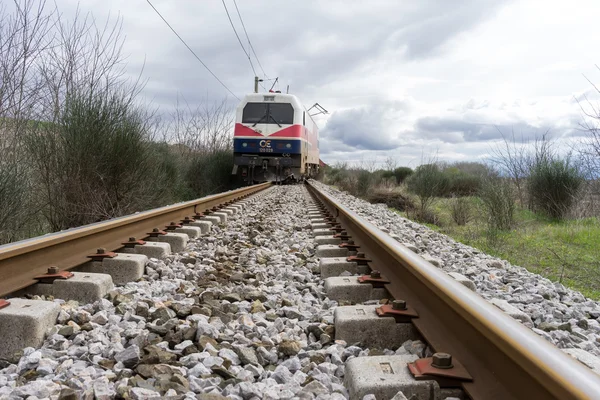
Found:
[94,0,509,105]
[415,117,540,143]
[11,0,597,166]
[320,101,412,153]
[385,0,504,59]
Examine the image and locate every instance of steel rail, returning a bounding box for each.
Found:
[307,181,600,400]
[0,183,271,297]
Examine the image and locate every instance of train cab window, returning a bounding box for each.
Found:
[242,102,294,125]
[268,103,294,125]
[303,111,306,126]
[242,103,267,124]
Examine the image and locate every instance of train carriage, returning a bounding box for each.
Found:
[232,93,319,183]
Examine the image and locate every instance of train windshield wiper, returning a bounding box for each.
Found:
[252,112,282,128]
[268,114,282,127]
[252,112,268,127]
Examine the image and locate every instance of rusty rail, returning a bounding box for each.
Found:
[307,181,600,400]
[0,183,271,297]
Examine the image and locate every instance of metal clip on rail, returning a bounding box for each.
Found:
[147,228,168,237]
[34,266,74,284]
[338,239,360,251]
[408,352,473,387]
[376,299,419,323]
[87,248,117,262]
[165,222,183,231]
[333,231,351,241]
[357,270,391,288]
[122,237,146,248]
[346,252,371,264]
[180,216,195,225]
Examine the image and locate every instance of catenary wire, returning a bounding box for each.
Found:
[221,0,257,77]
[145,0,240,100]
[232,0,268,79]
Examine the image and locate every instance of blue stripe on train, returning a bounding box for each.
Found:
[233,138,302,154]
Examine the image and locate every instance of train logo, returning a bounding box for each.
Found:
[259,140,271,148]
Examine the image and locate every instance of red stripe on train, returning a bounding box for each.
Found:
[233,123,303,138]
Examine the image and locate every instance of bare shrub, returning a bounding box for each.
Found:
[570,180,600,218]
[577,68,600,178]
[25,90,171,230]
[0,1,55,243]
[168,97,233,154]
[0,154,34,243]
[322,162,349,186]
[165,97,235,198]
[406,163,449,217]
[356,170,372,196]
[489,130,533,207]
[367,190,414,211]
[450,197,473,226]
[183,150,236,198]
[406,206,439,225]
[479,176,515,231]
[338,174,358,195]
[0,1,242,244]
[20,8,173,230]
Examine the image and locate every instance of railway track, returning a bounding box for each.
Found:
[0,182,599,399]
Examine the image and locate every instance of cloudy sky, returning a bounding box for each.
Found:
[51,0,600,166]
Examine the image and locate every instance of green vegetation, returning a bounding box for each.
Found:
[527,156,584,220]
[320,154,600,300]
[0,3,235,244]
[392,167,413,184]
[423,200,600,299]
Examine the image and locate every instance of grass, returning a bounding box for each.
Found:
[401,197,600,300]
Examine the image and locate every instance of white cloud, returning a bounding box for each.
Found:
[42,0,600,165]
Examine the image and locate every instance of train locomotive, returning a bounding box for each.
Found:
[232,93,319,183]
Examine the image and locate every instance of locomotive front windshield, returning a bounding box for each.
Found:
[242,102,294,125]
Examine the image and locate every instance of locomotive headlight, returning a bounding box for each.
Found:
[286,143,292,149]
[242,142,248,147]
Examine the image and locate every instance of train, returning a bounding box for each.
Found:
[231,92,320,183]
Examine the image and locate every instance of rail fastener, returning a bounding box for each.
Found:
[33,267,74,284]
[147,228,168,237]
[333,231,351,241]
[121,237,146,248]
[338,240,360,251]
[165,222,183,230]
[180,217,194,224]
[346,252,371,264]
[375,300,419,323]
[408,352,473,385]
[87,248,117,261]
[357,271,391,288]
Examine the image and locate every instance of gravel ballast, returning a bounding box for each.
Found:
[312,181,600,373]
[2,182,599,399]
[1,186,375,399]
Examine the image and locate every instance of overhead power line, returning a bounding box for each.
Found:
[221,0,257,77]
[232,0,268,79]
[145,0,240,100]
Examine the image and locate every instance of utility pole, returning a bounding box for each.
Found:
[254,76,263,93]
